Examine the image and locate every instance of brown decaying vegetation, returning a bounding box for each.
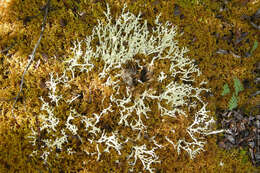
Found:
[0,0,259,172]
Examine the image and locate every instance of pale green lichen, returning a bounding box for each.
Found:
[28,4,223,172]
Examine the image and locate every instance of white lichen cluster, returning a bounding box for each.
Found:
[28,4,223,172]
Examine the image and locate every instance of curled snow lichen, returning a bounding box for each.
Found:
[28,4,223,172]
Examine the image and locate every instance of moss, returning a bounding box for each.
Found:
[0,0,259,172]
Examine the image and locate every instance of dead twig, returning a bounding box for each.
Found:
[0,45,13,54]
[11,0,50,121]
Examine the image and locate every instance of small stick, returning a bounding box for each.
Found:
[0,45,13,54]
[11,0,50,120]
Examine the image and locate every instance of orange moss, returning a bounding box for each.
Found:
[0,0,259,172]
